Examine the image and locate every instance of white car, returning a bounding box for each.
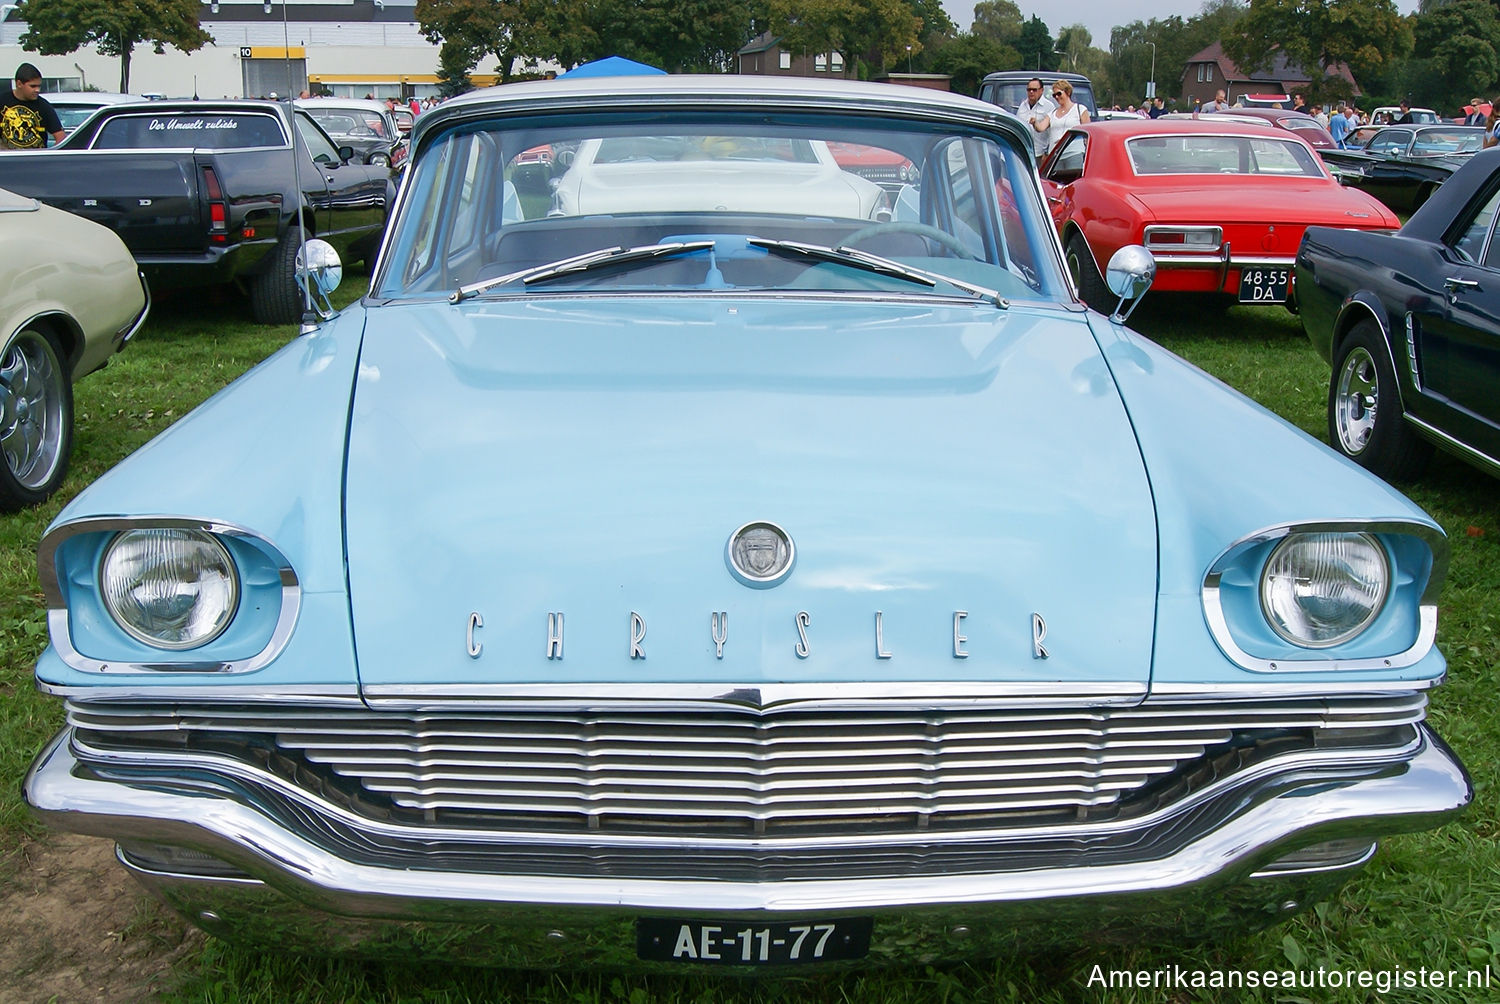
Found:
[548,135,889,219]
[44,92,141,135]
[1,187,148,508]
[1371,106,1442,125]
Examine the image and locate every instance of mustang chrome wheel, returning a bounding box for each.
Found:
[1333,345,1379,455]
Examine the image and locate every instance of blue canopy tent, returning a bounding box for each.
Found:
[558,56,667,78]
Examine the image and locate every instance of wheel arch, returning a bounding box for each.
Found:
[1330,293,1409,413]
[6,311,85,378]
[1060,221,1102,290]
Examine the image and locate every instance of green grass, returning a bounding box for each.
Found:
[4,290,1498,1002]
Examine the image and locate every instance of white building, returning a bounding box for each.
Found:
[0,0,527,100]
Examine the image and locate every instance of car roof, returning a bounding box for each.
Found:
[982,70,1093,84]
[295,97,394,115]
[45,92,140,106]
[416,75,1023,150]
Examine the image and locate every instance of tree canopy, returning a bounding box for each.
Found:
[1222,0,1412,104]
[19,0,211,93]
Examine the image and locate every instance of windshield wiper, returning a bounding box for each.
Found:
[452,240,717,302]
[746,238,1008,308]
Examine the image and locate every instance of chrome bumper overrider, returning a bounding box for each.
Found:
[24,724,1470,967]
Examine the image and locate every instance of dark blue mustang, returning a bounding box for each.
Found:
[1297,146,1500,481]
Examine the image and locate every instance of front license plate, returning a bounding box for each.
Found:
[637,917,873,965]
[1238,266,1290,303]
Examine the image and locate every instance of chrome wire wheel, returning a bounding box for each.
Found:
[1333,345,1379,456]
[0,329,67,490]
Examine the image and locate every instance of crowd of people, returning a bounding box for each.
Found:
[1019,78,1500,154]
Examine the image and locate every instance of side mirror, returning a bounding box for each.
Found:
[338,145,356,164]
[296,239,343,325]
[1104,245,1156,324]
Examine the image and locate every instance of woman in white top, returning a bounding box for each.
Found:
[1032,78,1090,154]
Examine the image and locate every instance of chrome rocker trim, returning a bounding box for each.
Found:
[24,723,1470,966]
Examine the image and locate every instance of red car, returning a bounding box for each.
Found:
[1039,119,1399,310]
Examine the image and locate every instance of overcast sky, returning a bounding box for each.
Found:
[939,0,1422,63]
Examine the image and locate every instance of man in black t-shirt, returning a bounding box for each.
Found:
[1,63,64,149]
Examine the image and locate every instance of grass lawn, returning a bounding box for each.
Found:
[2,288,1496,1003]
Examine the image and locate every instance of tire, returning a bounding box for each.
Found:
[1412,183,1436,211]
[250,225,307,325]
[1327,319,1432,481]
[0,327,73,511]
[1065,233,1111,313]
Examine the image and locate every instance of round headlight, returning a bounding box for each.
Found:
[1260,532,1389,648]
[100,529,239,650]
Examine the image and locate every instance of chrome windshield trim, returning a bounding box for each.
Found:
[1202,519,1447,674]
[38,516,301,676]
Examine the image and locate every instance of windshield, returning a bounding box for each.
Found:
[1126,134,1324,177]
[376,108,1061,302]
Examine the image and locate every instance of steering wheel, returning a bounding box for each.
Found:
[841,221,978,259]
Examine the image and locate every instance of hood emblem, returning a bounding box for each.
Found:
[727,521,795,588]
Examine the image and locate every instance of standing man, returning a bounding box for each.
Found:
[1015,78,1054,160]
[1202,89,1230,113]
[1,63,64,149]
[1392,99,1414,125]
[1328,105,1351,148]
[1148,96,1165,119]
[1291,93,1307,114]
[1465,98,1487,126]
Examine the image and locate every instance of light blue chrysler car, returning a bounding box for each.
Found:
[25,76,1470,969]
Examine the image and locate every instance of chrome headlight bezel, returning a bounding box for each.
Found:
[99,528,241,651]
[1258,531,1390,649]
[38,516,300,675]
[1203,520,1445,673]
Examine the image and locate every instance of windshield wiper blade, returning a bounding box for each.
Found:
[746,238,1008,308]
[452,240,717,302]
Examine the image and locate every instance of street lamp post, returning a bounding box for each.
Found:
[1146,41,1156,100]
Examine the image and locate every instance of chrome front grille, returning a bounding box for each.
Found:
[68,694,1426,838]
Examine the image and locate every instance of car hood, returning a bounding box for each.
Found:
[1128,181,1395,228]
[345,297,1158,700]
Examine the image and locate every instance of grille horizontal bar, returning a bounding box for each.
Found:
[69,694,1426,836]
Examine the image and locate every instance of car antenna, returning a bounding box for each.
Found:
[274,0,316,327]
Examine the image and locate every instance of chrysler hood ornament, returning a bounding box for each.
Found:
[727,521,795,588]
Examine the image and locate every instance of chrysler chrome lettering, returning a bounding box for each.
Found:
[547,612,564,660]
[794,611,811,659]
[875,611,892,659]
[466,612,483,658]
[953,611,969,658]
[711,612,727,659]
[1032,613,1050,659]
[630,612,647,660]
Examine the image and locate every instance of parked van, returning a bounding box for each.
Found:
[977,71,1098,119]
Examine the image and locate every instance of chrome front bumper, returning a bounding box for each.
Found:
[24,725,1470,968]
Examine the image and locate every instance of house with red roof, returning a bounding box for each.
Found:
[1180,42,1359,108]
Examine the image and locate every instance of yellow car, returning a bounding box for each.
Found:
[1,186,148,509]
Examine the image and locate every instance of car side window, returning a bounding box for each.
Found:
[1452,185,1500,265]
[1046,133,1087,184]
[1368,130,1412,155]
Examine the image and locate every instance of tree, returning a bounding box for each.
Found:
[929,33,1017,95]
[1015,15,1056,73]
[768,0,922,77]
[1222,0,1413,105]
[19,0,211,93]
[1412,0,1500,103]
[1109,2,1245,104]
[972,0,1023,44]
